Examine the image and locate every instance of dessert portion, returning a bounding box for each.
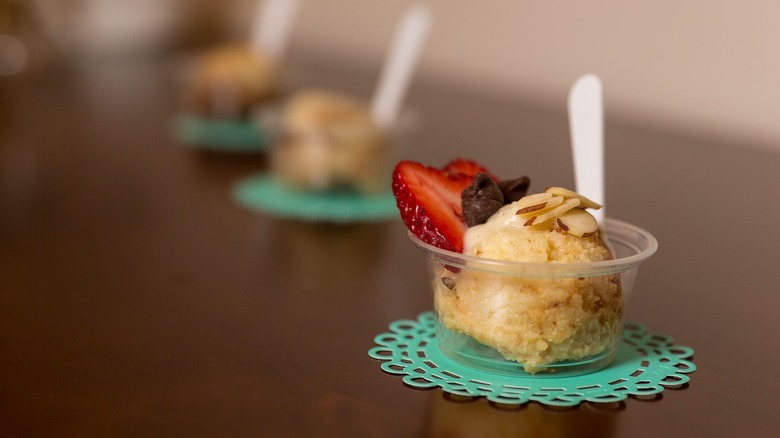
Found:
[184,43,278,119]
[271,90,388,194]
[392,159,620,371]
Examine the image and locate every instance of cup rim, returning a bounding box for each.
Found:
[408,217,658,277]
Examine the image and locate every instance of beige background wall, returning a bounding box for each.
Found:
[255,0,779,151]
[30,0,780,151]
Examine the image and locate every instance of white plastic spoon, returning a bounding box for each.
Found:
[568,74,605,226]
[370,4,433,130]
[249,0,301,60]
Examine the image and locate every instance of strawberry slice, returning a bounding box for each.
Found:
[442,158,498,181]
[392,161,473,252]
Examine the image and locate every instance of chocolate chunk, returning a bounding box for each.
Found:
[462,173,504,227]
[498,176,531,203]
[441,277,456,290]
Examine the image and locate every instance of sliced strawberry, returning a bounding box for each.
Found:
[442,158,497,181]
[392,161,473,252]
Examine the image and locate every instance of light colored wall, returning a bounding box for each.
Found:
[33,0,778,149]
[271,0,779,150]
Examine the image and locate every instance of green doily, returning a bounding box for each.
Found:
[369,312,696,407]
[232,174,398,223]
[173,114,267,152]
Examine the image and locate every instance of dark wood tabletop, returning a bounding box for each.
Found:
[2,53,779,437]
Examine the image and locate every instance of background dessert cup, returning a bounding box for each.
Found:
[410,218,657,377]
[171,42,282,152]
[269,89,389,194]
[229,102,417,222]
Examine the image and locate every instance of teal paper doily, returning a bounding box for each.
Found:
[232,174,398,223]
[173,114,267,152]
[369,312,696,407]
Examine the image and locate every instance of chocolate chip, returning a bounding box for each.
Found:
[461,173,504,227]
[498,176,531,203]
[441,277,456,290]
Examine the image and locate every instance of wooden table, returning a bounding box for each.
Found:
[2,54,779,436]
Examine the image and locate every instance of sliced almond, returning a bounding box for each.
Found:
[523,198,580,226]
[516,195,564,215]
[545,187,603,209]
[507,214,556,230]
[555,218,569,232]
[556,208,598,237]
[514,192,553,210]
[517,204,545,215]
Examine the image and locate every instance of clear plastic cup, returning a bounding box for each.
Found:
[410,218,658,377]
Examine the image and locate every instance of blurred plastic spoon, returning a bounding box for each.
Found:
[370,4,433,130]
[568,73,605,226]
[249,0,300,59]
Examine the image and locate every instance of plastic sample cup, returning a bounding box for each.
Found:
[410,218,657,377]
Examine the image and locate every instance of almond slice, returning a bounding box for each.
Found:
[555,208,598,237]
[545,187,602,209]
[514,192,552,211]
[516,195,564,215]
[523,198,580,226]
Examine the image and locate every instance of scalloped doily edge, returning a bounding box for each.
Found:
[369,311,696,406]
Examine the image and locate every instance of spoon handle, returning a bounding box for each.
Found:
[250,0,301,59]
[568,74,605,225]
[370,4,432,130]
